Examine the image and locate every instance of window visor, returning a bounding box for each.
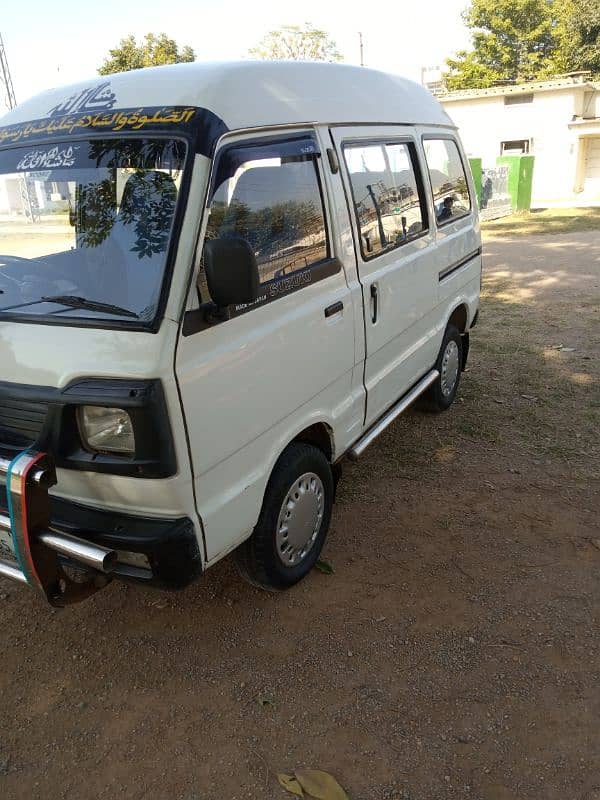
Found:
[210,135,321,201]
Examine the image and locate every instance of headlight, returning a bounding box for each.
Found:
[77,406,135,456]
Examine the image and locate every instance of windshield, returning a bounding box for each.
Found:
[0,137,186,324]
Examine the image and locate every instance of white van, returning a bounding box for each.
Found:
[0,62,481,605]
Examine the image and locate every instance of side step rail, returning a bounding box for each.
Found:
[349,370,439,460]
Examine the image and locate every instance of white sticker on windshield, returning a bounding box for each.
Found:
[16,145,79,171]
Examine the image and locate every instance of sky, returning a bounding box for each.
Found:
[1,0,472,107]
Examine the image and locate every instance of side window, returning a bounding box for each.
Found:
[343,140,427,259]
[423,138,471,225]
[199,137,329,301]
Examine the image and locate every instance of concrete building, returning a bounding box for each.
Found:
[438,74,600,208]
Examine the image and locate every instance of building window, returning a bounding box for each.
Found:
[343,140,428,259]
[423,138,471,226]
[501,139,530,155]
[504,93,534,105]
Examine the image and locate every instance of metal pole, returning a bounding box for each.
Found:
[0,33,17,110]
[359,32,364,67]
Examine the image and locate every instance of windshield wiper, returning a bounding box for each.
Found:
[1,294,139,319]
[43,295,140,318]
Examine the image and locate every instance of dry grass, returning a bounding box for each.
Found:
[482,207,600,238]
[473,276,599,471]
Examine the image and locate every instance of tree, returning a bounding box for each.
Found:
[98,33,195,75]
[444,0,557,90]
[444,0,600,90]
[248,23,342,62]
[551,0,600,77]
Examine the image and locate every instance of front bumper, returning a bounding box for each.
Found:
[49,493,202,589]
[0,451,202,606]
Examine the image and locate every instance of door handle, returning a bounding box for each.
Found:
[324,301,344,318]
[370,283,378,323]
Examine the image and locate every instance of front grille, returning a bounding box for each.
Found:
[0,396,48,448]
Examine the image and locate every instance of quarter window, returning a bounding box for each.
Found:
[343,141,427,259]
[423,138,471,225]
[200,137,328,301]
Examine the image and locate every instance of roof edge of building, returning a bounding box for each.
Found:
[437,74,598,103]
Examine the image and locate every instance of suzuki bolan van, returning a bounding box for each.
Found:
[0,61,481,605]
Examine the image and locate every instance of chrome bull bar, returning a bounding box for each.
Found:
[0,451,117,606]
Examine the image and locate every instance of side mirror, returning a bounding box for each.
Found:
[203,238,260,308]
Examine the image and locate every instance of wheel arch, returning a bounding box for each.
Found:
[446,302,470,370]
[291,421,334,462]
[447,302,469,334]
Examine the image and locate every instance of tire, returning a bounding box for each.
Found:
[419,323,463,412]
[235,442,334,591]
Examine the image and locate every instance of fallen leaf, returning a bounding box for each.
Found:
[257,694,275,708]
[295,769,349,800]
[315,560,334,575]
[434,445,457,463]
[521,394,537,400]
[278,773,304,797]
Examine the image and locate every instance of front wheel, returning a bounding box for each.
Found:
[235,442,333,590]
[419,323,463,412]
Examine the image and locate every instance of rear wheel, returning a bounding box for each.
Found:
[419,323,463,412]
[236,442,333,590]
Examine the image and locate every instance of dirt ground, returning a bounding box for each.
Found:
[1,230,599,800]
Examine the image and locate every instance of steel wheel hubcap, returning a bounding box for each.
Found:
[441,340,460,397]
[276,472,324,567]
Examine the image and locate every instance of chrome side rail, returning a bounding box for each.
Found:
[348,370,439,460]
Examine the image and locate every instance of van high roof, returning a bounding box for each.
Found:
[0,61,453,133]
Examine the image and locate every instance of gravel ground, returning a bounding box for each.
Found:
[0,231,599,800]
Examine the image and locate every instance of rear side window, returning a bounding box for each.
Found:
[423,138,471,225]
[343,141,427,259]
[201,137,329,298]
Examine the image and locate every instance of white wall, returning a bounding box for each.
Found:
[582,88,600,119]
[0,178,10,214]
[442,87,588,207]
[0,178,21,215]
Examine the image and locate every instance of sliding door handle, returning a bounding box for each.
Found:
[324,301,344,318]
[370,283,379,323]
